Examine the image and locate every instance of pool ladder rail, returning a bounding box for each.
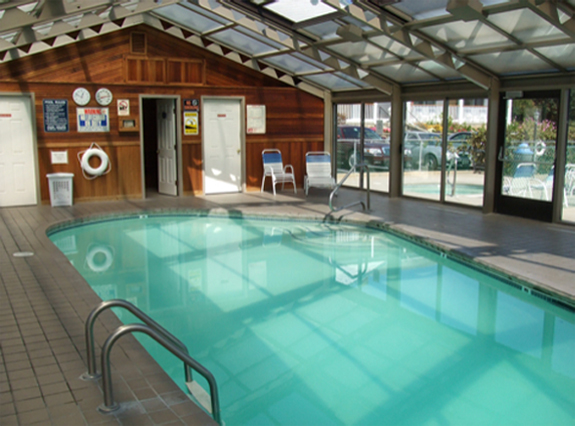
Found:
[329,163,371,213]
[82,299,221,424]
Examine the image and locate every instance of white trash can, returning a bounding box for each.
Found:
[47,173,74,207]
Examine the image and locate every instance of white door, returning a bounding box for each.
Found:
[157,99,177,196]
[0,96,37,207]
[203,99,242,194]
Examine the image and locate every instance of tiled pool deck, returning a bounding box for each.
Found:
[1,189,574,425]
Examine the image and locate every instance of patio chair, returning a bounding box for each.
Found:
[529,164,575,207]
[503,162,537,197]
[261,149,296,195]
[304,151,336,196]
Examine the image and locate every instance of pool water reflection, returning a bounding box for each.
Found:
[50,215,575,426]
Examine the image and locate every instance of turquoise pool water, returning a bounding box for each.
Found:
[404,183,484,196]
[49,214,575,426]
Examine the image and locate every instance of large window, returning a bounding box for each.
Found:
[335,102,391,192]
[402,98,487,206]
[562,90,575,223]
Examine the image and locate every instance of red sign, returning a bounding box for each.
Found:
[0,113,12,117]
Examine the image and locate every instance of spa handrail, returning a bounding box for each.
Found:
[83,299,191,382]
[97,323,221,425]
[329,163,371,212]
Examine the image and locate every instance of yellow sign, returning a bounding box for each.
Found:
[184,112,198,135]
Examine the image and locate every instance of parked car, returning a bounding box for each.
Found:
[405,131,471,170]
[337,125,412,170]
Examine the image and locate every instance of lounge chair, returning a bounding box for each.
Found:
[304,151,336,196]
[261,149,296,195]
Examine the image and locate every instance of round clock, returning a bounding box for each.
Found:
[72,87,90,106]
[95,88,113,106]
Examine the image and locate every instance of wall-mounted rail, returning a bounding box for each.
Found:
[83,299,190,381]
[329,163,371,212]
[97,323,221,424]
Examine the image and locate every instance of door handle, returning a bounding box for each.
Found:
[237,149,241,154]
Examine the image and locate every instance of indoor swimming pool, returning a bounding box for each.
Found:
[48,213,575,425]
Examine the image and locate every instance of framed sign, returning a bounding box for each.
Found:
[43,99,69,132]
[77,108,109,132]
[117,99,130,116]
[247,104,265,134]
[184,111,198,135]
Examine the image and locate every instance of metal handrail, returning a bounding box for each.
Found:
[330,163,370,212]
[97,323,221,425]
[446,156,458,197]
[82,299,191,382]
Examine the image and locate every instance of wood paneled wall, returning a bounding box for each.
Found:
[0,25,324,203]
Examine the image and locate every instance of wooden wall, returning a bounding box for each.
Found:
[0,25,324,203]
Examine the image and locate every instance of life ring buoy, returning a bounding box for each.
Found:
[535,141,546,156]
[86,245,113,272]
[81,148,109,176]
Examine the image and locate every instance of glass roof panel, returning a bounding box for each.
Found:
[469,50,553,74]
[304,72,365,90]
[264,0,337,23]
[371,63,437,83]
[417,60,462,79]
[183,3,231,24]
[304,21,340,40]
[421,20,512,53]
[535,44,575,70]
[369,35,424,60]
[154,4,226,34]
[262,52,331,74]
[327,41,392,64]
[391,0,450,20]
[209,29,283,56]
[487,9,567,43]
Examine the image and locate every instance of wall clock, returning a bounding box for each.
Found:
[95,88,113,106]
[72,87,90,106]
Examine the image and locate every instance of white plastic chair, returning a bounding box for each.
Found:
[304,151,336,196]
[261,149,296,195]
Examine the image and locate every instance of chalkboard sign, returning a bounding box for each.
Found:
[43,99,69,132]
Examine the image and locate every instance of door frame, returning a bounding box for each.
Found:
[139,94,183,199]
[0,92,40,206]
[201,96,246,193]
[494,90,561,222]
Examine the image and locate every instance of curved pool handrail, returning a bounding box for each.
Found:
[97,323,221,425]
[83,299,191,382]
[329,163,370,213]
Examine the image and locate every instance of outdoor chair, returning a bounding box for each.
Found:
[503,162,537,198]
[530,164,575,207]
[304,151,336,196]
[261,149,296,195]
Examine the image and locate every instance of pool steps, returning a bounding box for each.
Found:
[83,299,222,424]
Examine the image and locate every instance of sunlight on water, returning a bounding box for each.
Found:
[50,215,575,426]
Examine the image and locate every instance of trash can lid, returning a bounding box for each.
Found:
[47,173,74,178]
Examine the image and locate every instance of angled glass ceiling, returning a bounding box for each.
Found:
[0,0,573,96]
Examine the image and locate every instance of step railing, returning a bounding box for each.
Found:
[98,323,221,424]
[330,163,371,212]
[83,299,221,424]
[82,299,190,381]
